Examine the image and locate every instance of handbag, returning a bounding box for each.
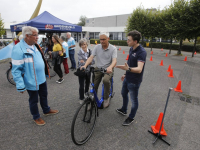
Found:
[74,68,86,77]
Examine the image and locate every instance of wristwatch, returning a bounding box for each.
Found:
[127,67,131,72]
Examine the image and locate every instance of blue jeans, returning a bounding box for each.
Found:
[27,82,50,120]
[121,78,141,119]
[69,49,76,69]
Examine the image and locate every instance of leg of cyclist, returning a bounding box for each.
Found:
[102,71,113,108]
[94,68,103,96]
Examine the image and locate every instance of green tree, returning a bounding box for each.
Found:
[170,0,190,55]
[126,6,149,46]
[187,0,200,57]
[0,17,5,37]
[77,16,86,26]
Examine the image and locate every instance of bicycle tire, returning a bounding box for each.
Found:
[47,61,56,77]
[71,99,97,145]
[7,68,16,86]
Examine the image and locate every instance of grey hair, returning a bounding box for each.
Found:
[66,32,71,36]
[79,38,88,47]
[19,35,23,41]
[60,36,66,41]
[22,26,39,38]
[99,31,109,38]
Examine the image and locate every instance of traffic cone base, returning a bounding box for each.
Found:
[174,80,183,92]
[166,65,171,72]
[168,69,174,78]
[151,112,167,136]
[160,60,164,66]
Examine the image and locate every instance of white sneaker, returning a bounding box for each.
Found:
[57,78,64,84]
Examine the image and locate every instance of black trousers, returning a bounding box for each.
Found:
[78,73,91,100]
[54,59,63,78]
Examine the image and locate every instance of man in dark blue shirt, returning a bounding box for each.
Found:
[116,30,147,126]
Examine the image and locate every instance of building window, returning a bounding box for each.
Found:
[89,32,94,39]
[109,32,113,40]
[122,32,127,40]
[95,32,100,39]
[118,32,122,40]
[113,33,118,40]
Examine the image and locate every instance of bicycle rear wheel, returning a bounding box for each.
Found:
[7,68,16,85]
[71,99,97,145]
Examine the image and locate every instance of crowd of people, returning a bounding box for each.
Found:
[11,26,146,126]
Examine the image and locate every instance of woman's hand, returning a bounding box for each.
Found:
[58,51,62,55]
[80,60,85,63]
[48,51,52,55]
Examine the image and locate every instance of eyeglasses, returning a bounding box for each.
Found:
[100,39,107,41]
[29,34,39,37]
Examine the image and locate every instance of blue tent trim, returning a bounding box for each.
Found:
[10,11,82,32]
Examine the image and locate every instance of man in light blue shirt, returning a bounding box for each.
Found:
[66,32,76,71]
[11,26,59,126]
[60,36,69,74]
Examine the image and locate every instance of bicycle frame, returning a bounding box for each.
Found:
[89,69,113,108]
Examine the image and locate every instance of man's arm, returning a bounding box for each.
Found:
[115,61,144,74]
[107,58,117,73]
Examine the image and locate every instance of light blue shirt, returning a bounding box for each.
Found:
[23,41,46,85]
[67,37,75,50]
[62,41,69,58]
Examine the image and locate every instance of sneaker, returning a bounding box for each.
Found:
[116,108,127,116]
[103,98,110,108]
[44,109,59,116]
[79,100,84,105]
[57,78,64,84]
[56,79,60,83]
[122,117,134,126]
[34,118,46,126]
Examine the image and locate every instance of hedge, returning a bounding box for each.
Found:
[90,39,200,52]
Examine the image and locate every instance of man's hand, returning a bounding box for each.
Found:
[121,75,126,81]
[20,91,26,94]
[48,51,52,55]
[115,62,129,71]
[106,66,113,73]
[80,65,86,70]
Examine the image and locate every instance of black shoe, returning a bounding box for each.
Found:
[116,108,127,116]
[122,117,134,126]
[57,78,64,84]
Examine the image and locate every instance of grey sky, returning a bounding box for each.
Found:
[0,0,172,24]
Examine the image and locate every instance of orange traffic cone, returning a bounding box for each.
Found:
[150,56,153,61]
[161,48,163,51]
[119,47,121,51]
[160,60,164,66]
[166,65,171,72]
[174,80,183,92]
[151,51,153,55]
[151,112,167,136]
[91,44,93,46]
[184,56,187,61]
[194,51,197,55]
[168,69,174,78]
[126,54,129,60]
[165,53,168,57]
[114,45,116,47]
[123,50,125,54]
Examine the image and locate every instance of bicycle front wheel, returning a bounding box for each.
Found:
[71,99,97,145]
[7,68,16,85]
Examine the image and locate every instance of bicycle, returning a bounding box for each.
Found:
[71,67,115,145]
